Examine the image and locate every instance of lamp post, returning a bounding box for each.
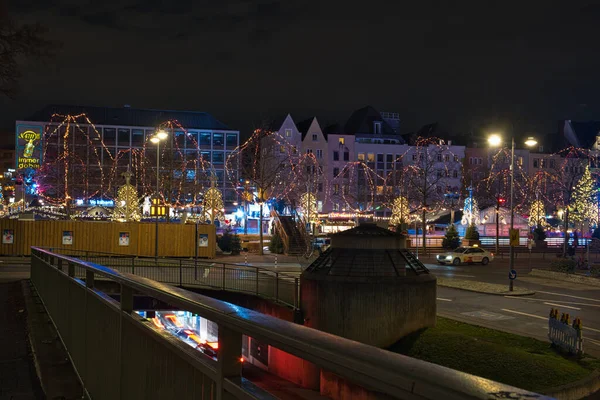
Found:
[488,134,537,291]
[150,129,168,257]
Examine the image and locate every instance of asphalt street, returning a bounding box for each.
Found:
[422,255,600,358]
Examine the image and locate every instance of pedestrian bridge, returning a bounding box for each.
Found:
[30,247,549,400]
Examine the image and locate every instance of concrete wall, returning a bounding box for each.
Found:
[301,274,437,348]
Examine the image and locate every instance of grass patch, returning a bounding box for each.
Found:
[388,317,600,393]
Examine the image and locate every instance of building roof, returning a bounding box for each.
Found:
[304,248,406,277]
[344,106,403,141]
[562,120,600,149]
[26,104,234,131]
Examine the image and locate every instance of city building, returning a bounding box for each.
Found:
[15,105,239,208]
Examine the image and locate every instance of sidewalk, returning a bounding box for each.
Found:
[0,280,44,400]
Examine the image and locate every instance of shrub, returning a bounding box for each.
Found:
[268,232,285,254]
[533,225,547,241]
[442,224,461,249]
[550,258,576,274]
[217,228,241,254]
[230,233,242,255]
[464,224,480,240]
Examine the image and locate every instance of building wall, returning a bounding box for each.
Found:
[16,120,239,205]
[300,118,329,209]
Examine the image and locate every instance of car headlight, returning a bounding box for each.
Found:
[446,255,453,260]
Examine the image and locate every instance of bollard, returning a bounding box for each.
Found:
[275,254,278,269]
[244,251,248,266]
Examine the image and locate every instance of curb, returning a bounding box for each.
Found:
[543,369,600,400]
[530,269,600,287]
[437,281,535,297]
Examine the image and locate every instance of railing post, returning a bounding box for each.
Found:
[217,326,242,400]
[68,262,75,277]
[179,259,183,287]
[255,268,259,296]
[86,269,94,288]
[222,264,226,290]
[131,257,135,275]
[275,271,279,302]
[294,277,299,309]
[57,258,63,272]
[121,284,133,314]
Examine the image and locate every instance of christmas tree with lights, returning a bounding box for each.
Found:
[201,175,224,224]
[570,165,598,225]
[300,191,318,224]
[528,199,546,227]
[389,195,410,227]
[112,170,141,222]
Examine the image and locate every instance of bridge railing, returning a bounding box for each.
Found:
[42,248,299,309]
[30,247,549,400]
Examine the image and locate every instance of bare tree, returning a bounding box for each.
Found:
[0,0,56,98]
[405,137,461,252]
[226,124,293,255]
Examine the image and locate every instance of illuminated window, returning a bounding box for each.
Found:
[367,153,375,162]
[357,153,365,161]
[285,129,292,137]
[280,145,285,153]
[339,137,345,145]
[333,184,339,194]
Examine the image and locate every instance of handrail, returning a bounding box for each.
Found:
[42,247,300,308]
[31,246,550,400]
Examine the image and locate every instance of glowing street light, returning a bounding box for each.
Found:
[151,129,169,257]
[488,133,538,292]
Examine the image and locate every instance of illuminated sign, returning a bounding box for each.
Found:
[89,199,114,207]
[16,124,43,170]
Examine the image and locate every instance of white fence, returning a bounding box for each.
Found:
[548,311,583,355]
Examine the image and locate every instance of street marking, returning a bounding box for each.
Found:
[436,297,453,302]
[437,274,476,278]
[543,302,581,310]
[461,311,514,321]
[536,290,600,303]
[503,296,600,308]
[583,326,600,334]
[500,309,546,320]
[587,338,600,346]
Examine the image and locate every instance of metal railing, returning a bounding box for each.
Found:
[30,247,550,400]
[44,248,300,309]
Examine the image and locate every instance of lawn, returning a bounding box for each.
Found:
[388,317,600,393]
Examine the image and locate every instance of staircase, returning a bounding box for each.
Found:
[271,211,307,256]
[399,249,430,275]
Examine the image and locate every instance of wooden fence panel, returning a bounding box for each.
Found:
[0,220,216,258]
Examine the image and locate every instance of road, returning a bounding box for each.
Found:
[422,257,600,358]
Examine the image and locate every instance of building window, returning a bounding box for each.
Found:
[280,145,285,153]
[358,153,365,161]
[550,160,555,168]
[333,167,339,177]
[453,170,458,178]
[343,151,349,161]
[437,154,442,162]
[316,149,323,159]
[318,183,323,192]
[343,185,349,195]
[199,132,211,147]
[213,133,224,148]
[333,184,339,195]
[333,151,339,161]
[413,154,417,161]
[333,203,339,211]
[292,146,297,154]
[374,121,382,134]
[533,158,539,168]
[312,134,318,141]
[367,153,375,162]
[226,133,237,148]
[339,137,345,145]
[306,149,313,154]
[454,155,459,162]
[285,129,292,137]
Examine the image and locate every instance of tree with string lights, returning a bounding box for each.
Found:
[570,165,598,227]
[200,175,225,224]
[405,137,462,252]
[389,195,410,229]
[226,124,294,255]
[112,171,141,222]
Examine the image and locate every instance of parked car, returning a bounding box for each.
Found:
[436,246,494,266]
[313,237,331,252]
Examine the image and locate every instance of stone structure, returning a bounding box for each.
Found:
[301,223,436,348]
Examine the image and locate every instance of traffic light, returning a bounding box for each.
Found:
[498,197,506,205]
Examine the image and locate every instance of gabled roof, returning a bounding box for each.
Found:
[344,106,401,140]
[267,114,292,132]
[296,117,327,141]
[27,104,234,131]
[562,120,600,149]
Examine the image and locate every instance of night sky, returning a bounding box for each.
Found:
[3,1,600,143]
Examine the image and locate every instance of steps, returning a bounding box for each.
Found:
[273,214,307,256]
[399,249,430,275]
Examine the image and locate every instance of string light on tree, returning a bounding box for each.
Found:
[111,170,141,222]
[300,191,318,224]
[461,187,480,226]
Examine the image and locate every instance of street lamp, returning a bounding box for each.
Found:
[151,129,168,257]
[488,133,538,291]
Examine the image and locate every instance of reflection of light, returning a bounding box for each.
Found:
[9,197,14,203]
[235,209,244,218]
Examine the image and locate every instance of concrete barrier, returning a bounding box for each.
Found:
[529,269,600,287]
[544,370,600,400]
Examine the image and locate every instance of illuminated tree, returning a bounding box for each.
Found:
[461,190,480,226]
[300,191,318,225]
[528,199,546,227]
[201,176,224,224]
[389,195,410,227]
[112,171,141,222]
[570,165,598,226]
